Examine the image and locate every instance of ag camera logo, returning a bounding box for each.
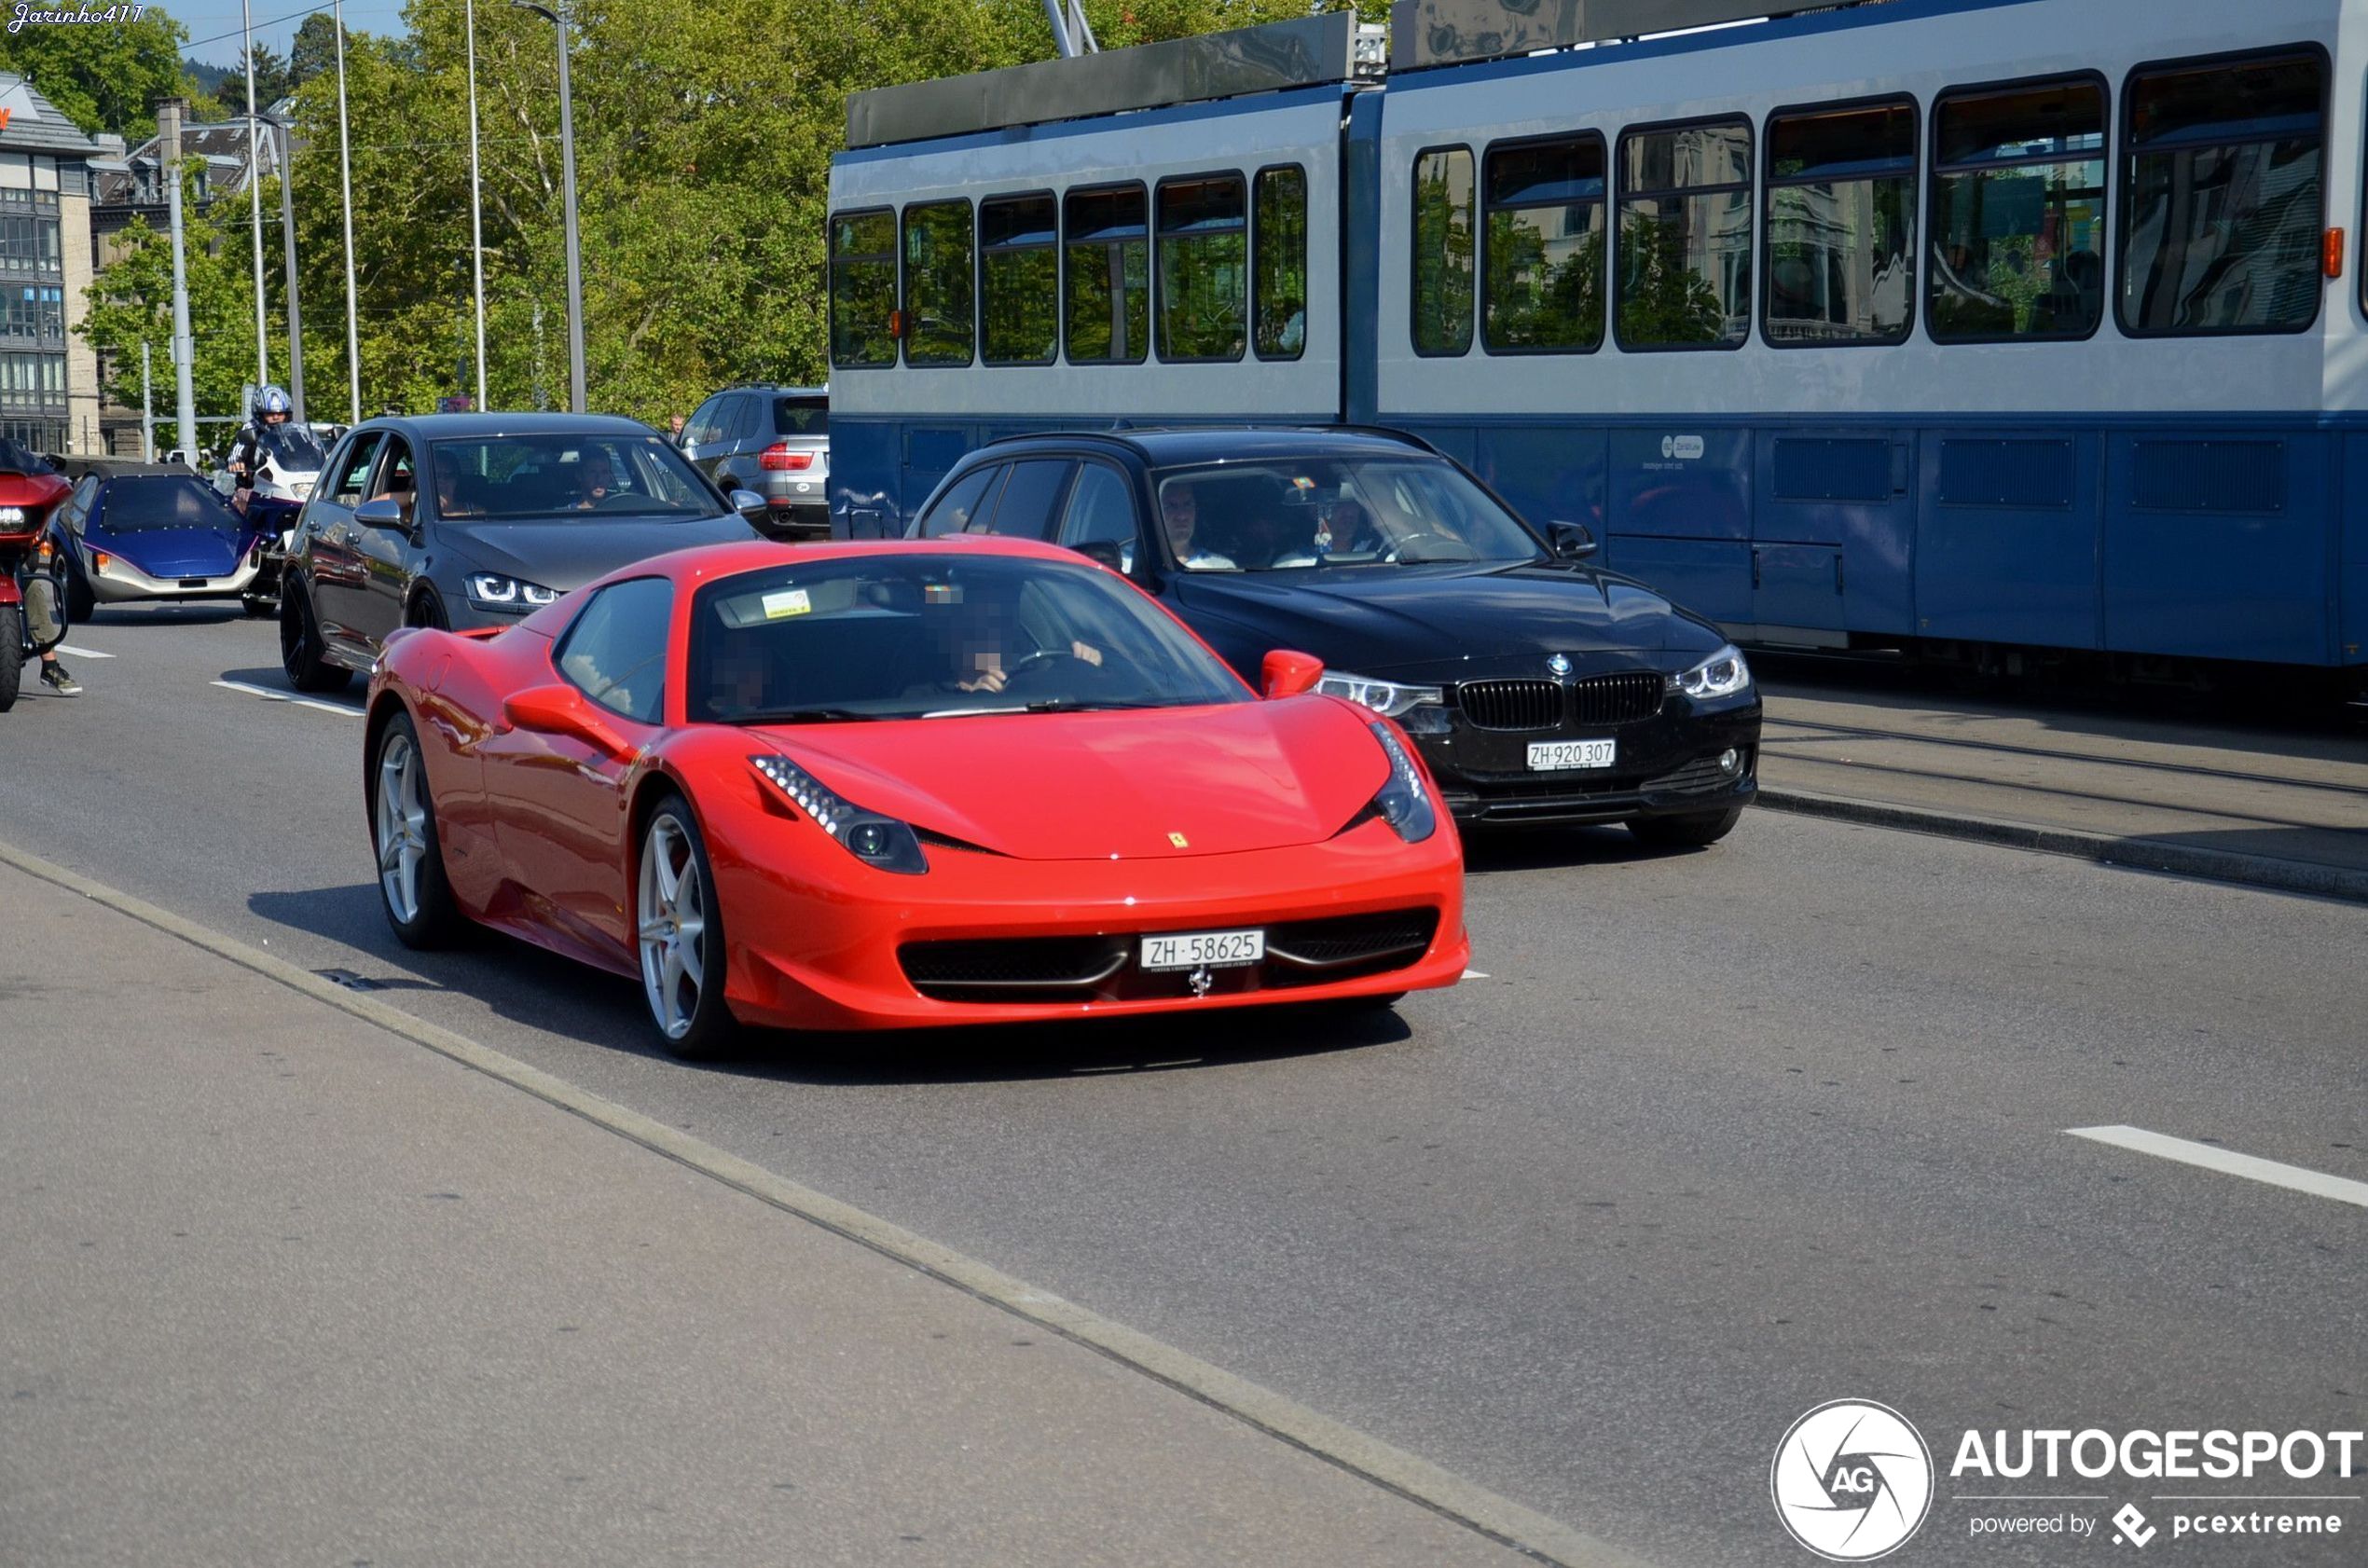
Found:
[1771,1399,1934,1561]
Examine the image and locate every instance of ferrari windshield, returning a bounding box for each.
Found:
[689,552,1249,723]
[429,433,722,521]
[255,422,328,470]
[1152,455,1545,571]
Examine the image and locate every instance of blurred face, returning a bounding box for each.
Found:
[577,457,613,502]
[1161,486,1196,552]
[262,409,289,425]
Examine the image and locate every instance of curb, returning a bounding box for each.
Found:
[0,838,1650,1568]
[1755,788,2368,905]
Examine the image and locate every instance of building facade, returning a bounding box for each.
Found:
[0,74,98,453]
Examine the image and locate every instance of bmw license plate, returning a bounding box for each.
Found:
[1527,739,1618,771]
[1141,928,1265,970]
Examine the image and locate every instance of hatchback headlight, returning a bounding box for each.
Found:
[1317,669,1444,721]
[1673,644,1752,700]
[1365,722,1437,844]
[750,754,928,874]
[465,572,559,609]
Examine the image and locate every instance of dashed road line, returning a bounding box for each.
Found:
[212,678,362,718]
[2067,1125,2368,1210]
[57,644,115,659]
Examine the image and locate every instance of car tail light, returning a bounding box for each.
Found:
[761,443,814,472]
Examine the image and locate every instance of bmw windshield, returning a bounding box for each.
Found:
[1151,455,1547,571]
[429,433,725,521]
[689,554,1249,723]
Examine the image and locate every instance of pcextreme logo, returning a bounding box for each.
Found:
[1771,1399,1935,1561]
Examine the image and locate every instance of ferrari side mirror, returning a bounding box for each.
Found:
[504,682,633,758]
[1260,648,1325,700]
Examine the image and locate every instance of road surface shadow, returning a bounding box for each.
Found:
[248,882,1411,1085]
[1459,822,1711,875]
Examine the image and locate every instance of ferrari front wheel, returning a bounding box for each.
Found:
[373,712,463,947]
[638,796,735,1058]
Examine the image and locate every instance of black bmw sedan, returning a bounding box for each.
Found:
[904,428,1759,843]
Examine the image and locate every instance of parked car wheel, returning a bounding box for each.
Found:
[280,582,352,693]
[1626,806,1744,848]
[408,587,449,631]
[638,793,737,1059]
[372,710,465,947]
[65,561,94,622]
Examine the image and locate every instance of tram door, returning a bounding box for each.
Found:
[1753,433,1915,645]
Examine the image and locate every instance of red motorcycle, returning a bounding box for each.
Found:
[0,452,74,711]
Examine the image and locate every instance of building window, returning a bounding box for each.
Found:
[1930,78,2107,341]
[1482,134,1605,354]
[2122,49,2324,336]
[827,208,897,368]
[901,199,973,367]
[0,351,65,410]
[1411,146,1475,356]
[0,285,63,341]
[1764,100,1916,347]
[979,192,1059,365]
[1064,184,1148,364]
[1252,165,1307,360]
[1617,118,1752,350]
[1155,174,1246,362]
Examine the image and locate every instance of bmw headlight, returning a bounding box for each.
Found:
[1672,644,1752,701]
[465,572,559,611]
[1365,722,1437,844]
[750,754,928,874]
[1317,669,1444,721]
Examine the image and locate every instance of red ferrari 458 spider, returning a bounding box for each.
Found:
[364,537,1467,1052]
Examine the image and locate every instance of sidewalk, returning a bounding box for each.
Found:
[1757,684,2368,900]
[0,856,1562,1568]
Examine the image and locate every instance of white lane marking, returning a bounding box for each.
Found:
[57,643,115,659]
[2068,1125,2368,1210]
[1462,970,1490,981]
[211,678,362,719]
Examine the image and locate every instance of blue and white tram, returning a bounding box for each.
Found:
[826,0,2368,680]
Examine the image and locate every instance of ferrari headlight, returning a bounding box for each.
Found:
[1317,669,1444,721]
[1366,722,1437,844]
[750,754,928,874]
[465,572,559,610]
[1673,643,1752,701]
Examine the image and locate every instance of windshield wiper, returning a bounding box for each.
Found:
[732,707,881,725]
[1022,697,1172,714]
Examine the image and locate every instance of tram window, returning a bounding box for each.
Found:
[1156,174,1247,362]
[1930,78,2106,341]
[1616,119,1751,350]
[2121,51,2324,336]
[902,200,974,367]
[1065,185,1148,364]
[828,209,897,368]
[1481,134,1605,354]
[980,193,1060,364]
[1764,101,1914,347]
[1253,165,1308,360]
[1411,146,1475,356]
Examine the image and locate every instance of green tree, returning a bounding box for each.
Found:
[288,14,344,89]
[78,159,264,420]
[0,6,190,140]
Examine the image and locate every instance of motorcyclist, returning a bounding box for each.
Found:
[227,385,295,512]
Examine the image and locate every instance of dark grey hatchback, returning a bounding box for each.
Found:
[280,413,762,692]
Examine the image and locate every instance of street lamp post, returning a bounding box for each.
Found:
[333,0,361,421]
[512,0,585,413]
[241,0,269,391]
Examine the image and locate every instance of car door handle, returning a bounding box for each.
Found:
[1750,548,1762,589]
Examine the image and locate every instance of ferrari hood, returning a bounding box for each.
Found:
[751,696,1390,861]
[437,514,755,593]
[1175,561,1726,678]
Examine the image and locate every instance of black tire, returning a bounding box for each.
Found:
[407,587,449,631]
[1626,805,1745,848]
[637,793,737,1059]
[65,562,94,622]
[280,581,352,693]
[370,710,466,948]
[241,592,273,619]
[0,605,22,713]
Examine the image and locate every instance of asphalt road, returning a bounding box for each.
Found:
[5,605,2363,1567]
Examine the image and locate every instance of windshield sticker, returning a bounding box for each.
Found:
[762,588,812,620]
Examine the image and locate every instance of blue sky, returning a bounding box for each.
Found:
[178,0,411,68]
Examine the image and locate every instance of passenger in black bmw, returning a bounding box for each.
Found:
[904,427,1760,846]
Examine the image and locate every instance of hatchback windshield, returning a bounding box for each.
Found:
[256,422,329,471]
[688,553,1248,723]
[429,433,721,520]
[1152,456,1544,571]
[103,475,234,530]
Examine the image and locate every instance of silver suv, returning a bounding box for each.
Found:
[676,384,828,539]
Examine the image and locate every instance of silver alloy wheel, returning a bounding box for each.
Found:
[638,814,708,1041]
[375,730,428,926]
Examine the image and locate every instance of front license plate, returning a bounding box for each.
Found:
[1527,738,1618,771]
[1141,928,1265,970]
